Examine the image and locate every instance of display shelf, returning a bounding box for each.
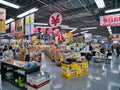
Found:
[1,60,40,89]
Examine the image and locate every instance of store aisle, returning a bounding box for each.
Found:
[2,54,120,90]
[41,53,120,90]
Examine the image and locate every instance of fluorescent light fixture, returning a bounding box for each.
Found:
[61,26,77,32]
[0,0,20,9]
[17,7,38,18]
[60,25,69,28]
[70,28,77,32]
[6,18,14,24]
[105,8,120,13]
[34,23,48,26]
[107,27,112,34]
[94,0,105,9]
[73,33,79,36]
[36,26,51,28]
[81,27,97,30]
[80,31,88,34]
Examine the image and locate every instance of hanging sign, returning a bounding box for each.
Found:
[16,18,24,39]
[49,12,62,28]
[25,14,34,35]
[100,14,120,28]
[33,28,38,33]
[0,8,6,33]
[47,28,53,35]
[54,29,60,35]
[40,27,46,33]
[11,21,15,36]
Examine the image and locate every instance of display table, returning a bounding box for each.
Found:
[1,60,40,89]
[61,61,88,79]
[26,71,50,90]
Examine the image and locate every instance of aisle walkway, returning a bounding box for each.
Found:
[2,53,120,90]
[41,53,120,90]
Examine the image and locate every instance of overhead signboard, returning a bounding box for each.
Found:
[49,12,62,28]
[100,14,120,28]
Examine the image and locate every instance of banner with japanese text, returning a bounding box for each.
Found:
[25,14,34,35]
[16,18,24,39]
[0,8,6,33]
[100,14,120,28]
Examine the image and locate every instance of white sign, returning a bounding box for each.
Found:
[49,12,62,28]
[100,14,120,28]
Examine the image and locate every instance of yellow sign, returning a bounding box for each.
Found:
[16,18,24,34]
[2,20,6,33]
[0,8,6,33]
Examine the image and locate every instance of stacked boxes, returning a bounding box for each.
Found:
[61,61,88,79]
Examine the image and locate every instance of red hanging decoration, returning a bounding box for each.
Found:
[33,28,38,33]
[58,34,64,42]
[40,27,46,33]
[47,28,53,35]
[54,29,60,35]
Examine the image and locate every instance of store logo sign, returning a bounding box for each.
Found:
[49,12,62,28]
[100,14,120,28]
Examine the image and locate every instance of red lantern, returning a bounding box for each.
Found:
[54,29,60,35]
[33,28,38,33]
[40,27,46,33]
[47,28,53,35]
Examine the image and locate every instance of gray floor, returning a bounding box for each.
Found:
[2,53,120,90]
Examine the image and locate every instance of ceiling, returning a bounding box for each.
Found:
[1,0,120,36]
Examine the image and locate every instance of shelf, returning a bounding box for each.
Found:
[4,79,27,90]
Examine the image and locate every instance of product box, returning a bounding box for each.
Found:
[26,71,50,90]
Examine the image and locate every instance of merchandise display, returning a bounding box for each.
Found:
[61,61,88,79]
[1,0,120,90]
[1,60,40,89]
[26,71,50,90]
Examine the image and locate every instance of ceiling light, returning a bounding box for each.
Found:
[80,31,88,34]
[34,23,48,25]
[81,27,97,30]
[0,0,20,9]
[17,7,38,18]
[70,28,77,32]
[73,33,79,36]
[36,26,51,28]
[107,27,112,34]
[61,27,77,32]
[105,8,120,13]
[60,25,69,28]
[6,18,14,24]
[94,0,105,9]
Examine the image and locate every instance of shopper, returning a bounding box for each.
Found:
[116,44,120,57]
[100,45,105,54]
[3,46,14,60]
[107,50,112,58]
[74,44,79,52]
[85,43,90,51]
[3,45,8,52]
[66,43,71,50]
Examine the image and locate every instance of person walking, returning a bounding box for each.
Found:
[116,44,120,57]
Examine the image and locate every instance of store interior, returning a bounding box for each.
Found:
[0,0,120,90]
